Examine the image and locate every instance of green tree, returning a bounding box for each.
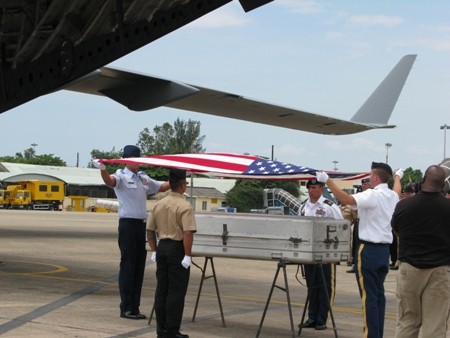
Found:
[388,167,423,188]
[401,167,423,185]
[226,180,300,212]
[29,154,66,166]
[0,152,66,166]
[23,147,35,160]
[173,118,205,153]
[89,147,123,174]
[137,117,205,155]
[89,118,205,181]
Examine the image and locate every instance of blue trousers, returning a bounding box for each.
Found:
[356,242,390,338]
[118,218,147,314]
[304,263,335,325]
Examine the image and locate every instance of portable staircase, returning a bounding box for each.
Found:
[263,188,302,215]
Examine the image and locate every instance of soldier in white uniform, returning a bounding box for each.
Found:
[315,162,402,338]
[299,179,343,331]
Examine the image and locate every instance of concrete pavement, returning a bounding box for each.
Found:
[0,210,415,337]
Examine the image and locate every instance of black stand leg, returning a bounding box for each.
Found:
[192,257,226,327]
[297,267,309,336]
[148,301,155,325]
[297,264,338,338]
[318,264,338,338]
[256,260,296,338]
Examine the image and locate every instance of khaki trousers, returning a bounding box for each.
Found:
[395,262,450,338]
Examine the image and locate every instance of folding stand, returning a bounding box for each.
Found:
[256,260,297,338]
[297,264,338,338]
[192,257,226,327]
[148,301,155,325]
[148,256,226,327]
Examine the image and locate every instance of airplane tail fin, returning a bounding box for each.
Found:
[350,54,417,126]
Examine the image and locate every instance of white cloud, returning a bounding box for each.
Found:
[324,138,378,151]
[276,0,324,14]
[392,37,450,51]
[436,24,450,33]
[348,14,404,27]
[277,144,307,156]
[186,6,251,29]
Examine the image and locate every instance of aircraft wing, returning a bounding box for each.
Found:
[65,54,417,135]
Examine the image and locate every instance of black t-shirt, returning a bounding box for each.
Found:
[391,191,450,269]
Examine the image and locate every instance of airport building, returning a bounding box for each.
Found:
[0,162,235,212]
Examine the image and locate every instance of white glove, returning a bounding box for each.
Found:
[150,251,156,263]
[91,159,106,170]
[395,168,404,179]
[181,255,192,269]
[316,171,329,183]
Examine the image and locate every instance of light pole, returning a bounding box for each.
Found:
[332,160,338,171]
[440,124,449,159]
[385,143,392,164]
[31,143,38,158]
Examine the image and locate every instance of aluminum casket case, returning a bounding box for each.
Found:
[192,212,350,264]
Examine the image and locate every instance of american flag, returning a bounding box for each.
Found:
[101,152,369,181]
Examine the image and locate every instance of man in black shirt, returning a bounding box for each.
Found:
[391,165,450,338]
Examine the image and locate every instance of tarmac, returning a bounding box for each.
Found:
[0,210,444,338]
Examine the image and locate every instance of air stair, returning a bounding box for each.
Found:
[263,188,302,215]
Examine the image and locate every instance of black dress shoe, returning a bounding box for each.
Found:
[157,329,168,338]
[299,318,316,328]
[134,312,147,319]
[120,311,139,319]
[315,323,327,330]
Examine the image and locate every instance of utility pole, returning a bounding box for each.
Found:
[440,124,449,158]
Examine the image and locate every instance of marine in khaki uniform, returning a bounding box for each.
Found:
[147,169,197,338]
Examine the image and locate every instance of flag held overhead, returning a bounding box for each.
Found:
[101,152,369,181]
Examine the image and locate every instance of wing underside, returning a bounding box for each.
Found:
[65,55,417,135]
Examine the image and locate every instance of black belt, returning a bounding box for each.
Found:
[360,240,389,246]
[120,218,146,223]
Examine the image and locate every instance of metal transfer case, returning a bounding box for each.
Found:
[192,212,351,264]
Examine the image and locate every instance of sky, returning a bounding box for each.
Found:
[1,0,450,174]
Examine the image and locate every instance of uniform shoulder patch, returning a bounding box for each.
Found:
[323,199,334,206]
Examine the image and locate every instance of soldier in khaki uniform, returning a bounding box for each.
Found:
[147,169,197,338]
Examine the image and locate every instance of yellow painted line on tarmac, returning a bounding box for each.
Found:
[184,289,397,320]
[1,260,396,321]
[16,273,119,286]
[0,259,122,288]
[0,260,68,275]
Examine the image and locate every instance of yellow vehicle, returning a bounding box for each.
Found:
[0,185,19,209]
[5,180,65,211]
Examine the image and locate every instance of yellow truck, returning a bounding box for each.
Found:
[1,180,65,210]
[0,187,14,208]
[0,184,21,209]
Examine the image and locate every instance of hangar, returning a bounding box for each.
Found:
[0,162,235,211]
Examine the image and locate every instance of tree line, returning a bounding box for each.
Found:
[0,117,423,211]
